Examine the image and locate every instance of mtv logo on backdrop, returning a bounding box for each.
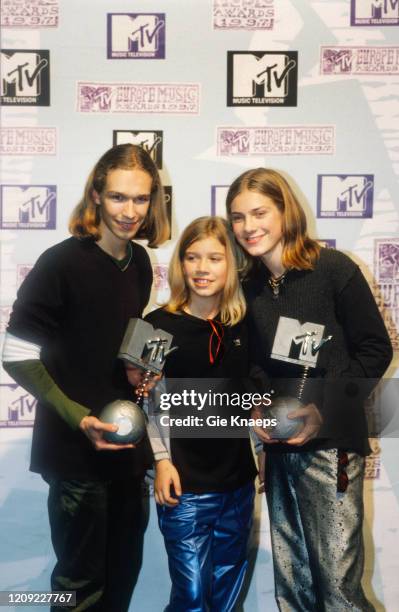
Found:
[375,240,399,284]
[218,129,250,155]
[317,239,336,249]
[351,0,399,25]
[153,264,169,290]
[17,264,33,287]
[0,306,12,334]
[211,186,229,217]
[1,49,50,105]
[317,175,374,218]
[271,317,326,367]
[79,85,113,112]
[0,185,56,229]
[321,49,354,73]
[107,13,165,59]
[227,51,297,107]
[0,384,36,427]
[113,130,163,168]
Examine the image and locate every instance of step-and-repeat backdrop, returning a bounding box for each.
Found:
[1,1,398,610]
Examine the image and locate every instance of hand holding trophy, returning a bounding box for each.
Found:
[100,318,176,445]
[264,322,332,441]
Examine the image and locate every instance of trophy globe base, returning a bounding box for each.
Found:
[100,400,146,445]
[267,396,304,439]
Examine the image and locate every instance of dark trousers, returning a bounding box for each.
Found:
[46,477,148,612]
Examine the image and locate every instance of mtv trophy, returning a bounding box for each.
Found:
[101,318,176,444]
[267,318,332,439]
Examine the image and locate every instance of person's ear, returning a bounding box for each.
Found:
[92,190,101,206]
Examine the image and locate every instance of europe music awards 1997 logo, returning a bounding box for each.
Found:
[317,174,374,218]
[227,51,298,107]
[1,49,50,105]
[107,13,165,59]
[321,46,399,75]
[213,0,274,30]
[113,130,163,169]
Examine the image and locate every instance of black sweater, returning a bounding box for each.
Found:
[7,237,154,479]
[144,308,257,493]
[244,248,393,456]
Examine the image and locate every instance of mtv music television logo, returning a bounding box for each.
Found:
[1,49,50,105]
[317,239,336,249]
[321,48,354,73]
[271,316,326,367]
[17,264,34,287]
[0,185,56,229]
[0,384,36,428]
[351,0,399,25]
[375,239,399,284]
[107,13,165,59]
[317,175,374,218]
[153,264,169,290]
[227,51,297,107]
[113,130,163,168]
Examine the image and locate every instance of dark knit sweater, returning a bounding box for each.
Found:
[244,248,393,456]
[144,308,257,493]
[7,237,154,479]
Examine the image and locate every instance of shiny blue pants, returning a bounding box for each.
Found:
[157,482,255,612]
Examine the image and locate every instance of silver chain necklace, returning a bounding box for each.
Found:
[268,271,287,298]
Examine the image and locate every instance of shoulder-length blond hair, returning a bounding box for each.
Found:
[226,168,320,270]
[165,216,246,326]
[69,144,169,247]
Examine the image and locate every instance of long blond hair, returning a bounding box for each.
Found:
[165,216,246,325]
[226,168,320,270]
[69,144,169,247]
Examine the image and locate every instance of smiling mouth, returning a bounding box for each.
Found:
[245,234,266,244]
[193,278,212,286]
[117,220,139,231]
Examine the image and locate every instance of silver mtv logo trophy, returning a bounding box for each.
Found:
[118,318,177,400]
[294,330,332,400]
[101,318,177,444]
[268,317,332,439]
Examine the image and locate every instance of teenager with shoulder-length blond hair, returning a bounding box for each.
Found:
[165,215,247,325]
[127,216,257,612]
[69,142,169,246]
[2,143,169,612]
[226,167,392,612]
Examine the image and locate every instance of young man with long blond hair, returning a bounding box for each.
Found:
[2,144,169,611]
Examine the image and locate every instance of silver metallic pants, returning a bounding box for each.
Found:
[265,449,375,612]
